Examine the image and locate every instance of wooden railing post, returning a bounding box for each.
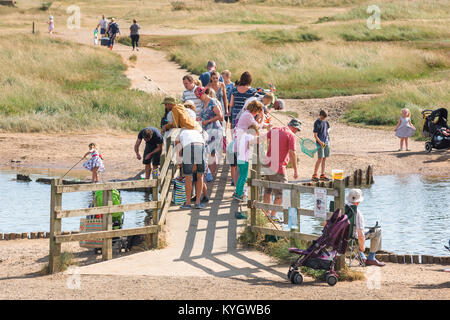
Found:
[290,189,300,232]
[249,143,259,227]
[102,190,113,260]
[49,179,62,273]
[334,179,346,270]
[151,183,159,249]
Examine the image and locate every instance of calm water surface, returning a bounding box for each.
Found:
[0,171,449,256]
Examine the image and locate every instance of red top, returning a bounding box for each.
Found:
[266,127,296,175]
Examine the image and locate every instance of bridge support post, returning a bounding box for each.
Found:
[49,179,62,273]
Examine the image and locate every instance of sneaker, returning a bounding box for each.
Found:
[180,203,192,209]
[201,196,209,203]
[233,194,244,202]
[320,174,330,181]
[235,212,248,219]
[311,174,319,182]
[194,203,205,209]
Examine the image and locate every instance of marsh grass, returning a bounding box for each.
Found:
[343,77,450,137]
[0,35,165,132]
[329,0,450,21]
[169,32,449,98]
[339,24,450,42]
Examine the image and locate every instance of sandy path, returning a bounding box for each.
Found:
[1,237,449,300]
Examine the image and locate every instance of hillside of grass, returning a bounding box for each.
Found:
[316,0,450,22]
[168,31,449,98]
[343,76,450,137]
[0,35,164,132]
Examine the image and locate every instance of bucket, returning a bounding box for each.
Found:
[332,169,344,180]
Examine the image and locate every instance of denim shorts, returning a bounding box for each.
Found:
[182,144,205,176]
[317,144,330,158]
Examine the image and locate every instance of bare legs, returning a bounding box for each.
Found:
[314,157,326,176]
[92,167,99,183]
[399,138,409,151]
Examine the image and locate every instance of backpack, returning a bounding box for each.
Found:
[109,22,119,34]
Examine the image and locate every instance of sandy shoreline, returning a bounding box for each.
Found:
[1,96,448,182]
[0,239,449,300]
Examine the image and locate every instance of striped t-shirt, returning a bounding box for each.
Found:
[231,87,256,128]
[181,86,202,118]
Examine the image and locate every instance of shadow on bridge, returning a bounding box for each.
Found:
[175,164,288,285]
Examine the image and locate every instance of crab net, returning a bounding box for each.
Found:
[300,138,320,158]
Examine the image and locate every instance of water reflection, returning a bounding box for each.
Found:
[1,170,449,256]
[299,175,450,256]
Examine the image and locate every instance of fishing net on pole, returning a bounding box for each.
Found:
[300,138,319,158]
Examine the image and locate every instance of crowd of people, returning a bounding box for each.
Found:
[79,54,386,266]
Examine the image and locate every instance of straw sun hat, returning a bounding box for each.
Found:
[346,189,364,203]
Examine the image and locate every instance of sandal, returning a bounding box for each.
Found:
[311,174,319,182]
[320,174,330,181]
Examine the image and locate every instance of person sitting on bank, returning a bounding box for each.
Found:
[161,97,201,133]
[346,189,385,267]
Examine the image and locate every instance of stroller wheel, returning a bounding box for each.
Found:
[425,142,432,153]
[326,274,338,286]
[287,270,292,281]
[292,273,303,285]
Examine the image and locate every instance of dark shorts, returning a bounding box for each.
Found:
[143,143,161,166]
[182,144,205,176]
[264,173,287,197]
[100,28,106,35]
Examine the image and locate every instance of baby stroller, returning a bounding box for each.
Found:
[287,209,351,286]
[421,108,450,153]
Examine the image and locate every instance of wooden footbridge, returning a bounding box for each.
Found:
[48,131,370,276]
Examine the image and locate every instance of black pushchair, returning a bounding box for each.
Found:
[287,209,351,286]
[421,108,450,153]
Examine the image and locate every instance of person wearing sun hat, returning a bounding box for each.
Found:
[346,189,385,267]
[161,96,201,133]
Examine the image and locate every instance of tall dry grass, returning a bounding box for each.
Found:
[169,32,449,98]
[343,75,450,133]
[0,35,164,133]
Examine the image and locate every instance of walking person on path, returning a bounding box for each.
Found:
[312,110,331,182]
[82,143,104,183]
[181,75,203,120]
[129,19,140,51]
[394,108,416,151]
[97,15,108,35]
[48,16,55,34]
[229,71,257,129]
[221,70,234,128]
[263,119,301,221]
[207,70,228,154]
[199,60,223,87]
[195,87,224,179]
[106,18,121,50]
[135,127,163,180]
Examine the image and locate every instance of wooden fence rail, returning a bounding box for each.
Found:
[48,130,180,273]
[247,142,347,268]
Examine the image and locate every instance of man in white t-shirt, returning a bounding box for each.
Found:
[97,15,108,35]
[176,129,207,209]
[181,75,202,119]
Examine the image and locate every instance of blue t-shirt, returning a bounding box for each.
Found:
[313,119,330,145]
[199,71,224,87]
[138,127,163,147]
[225,83,234,104]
